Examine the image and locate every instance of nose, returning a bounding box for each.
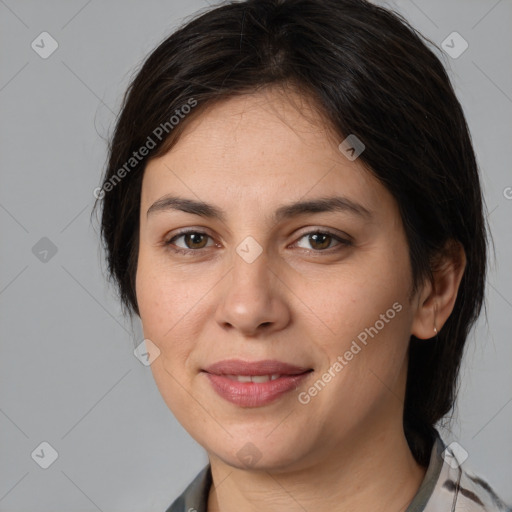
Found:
[214,249,291,337]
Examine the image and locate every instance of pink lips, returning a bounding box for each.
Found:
[203,359,313,407]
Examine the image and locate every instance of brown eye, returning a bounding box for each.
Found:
[183,232,209,249]
[308,232,332,250]
[295,231,351,251]
[164,230,215,253]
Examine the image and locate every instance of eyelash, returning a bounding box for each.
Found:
[163,229,352,256]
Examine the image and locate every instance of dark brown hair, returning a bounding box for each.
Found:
[92,0,488,466]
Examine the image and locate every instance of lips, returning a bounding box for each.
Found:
[202,359,313,407]
[203,359,311,376]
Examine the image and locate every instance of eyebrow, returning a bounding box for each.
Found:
[146,194,373,222]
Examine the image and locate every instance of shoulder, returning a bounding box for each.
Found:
[164,464,212,512]
[424,438,512,512]
[433,465,512,511]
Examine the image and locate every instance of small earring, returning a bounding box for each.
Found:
[433,325,438,335]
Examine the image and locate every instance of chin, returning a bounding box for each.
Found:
[202,429,315,473]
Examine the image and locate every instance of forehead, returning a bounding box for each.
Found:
[166,88,340,164]
[140,88,396,222]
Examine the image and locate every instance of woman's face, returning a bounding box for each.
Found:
[136,88,421,471]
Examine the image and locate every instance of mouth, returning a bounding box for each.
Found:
[221,374,286,382]
[203,359,312,376]
[202,359,314,407]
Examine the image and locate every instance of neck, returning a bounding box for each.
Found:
[207,419,427,512]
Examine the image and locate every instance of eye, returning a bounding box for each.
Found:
[164,230,216,254]
[163,228,352,256]
[293,230,352,251]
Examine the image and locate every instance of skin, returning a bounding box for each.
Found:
[135,86,466,512]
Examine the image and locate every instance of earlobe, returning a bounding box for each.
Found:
[411,241,466,340]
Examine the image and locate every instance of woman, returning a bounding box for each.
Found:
[93,0,511,510]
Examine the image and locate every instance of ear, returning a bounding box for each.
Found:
[411,240,466,340]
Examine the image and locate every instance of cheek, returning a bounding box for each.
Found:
[301,299,412,438]
[297,243,414,397]
[135,250,198,364]
[135,253,207,426]
[291,250,412,343]
[136,244,196,327]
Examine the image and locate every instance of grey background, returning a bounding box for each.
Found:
[0,0,511,510]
